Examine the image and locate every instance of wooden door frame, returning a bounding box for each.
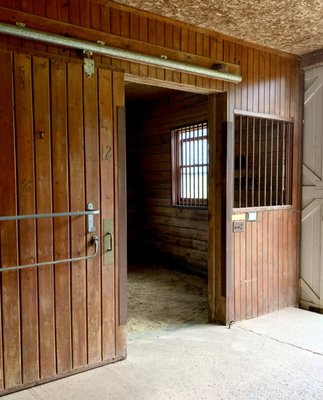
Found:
[124,76,232,326]
[208,93,233,325]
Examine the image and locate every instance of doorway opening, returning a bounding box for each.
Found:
[125,82,210,335]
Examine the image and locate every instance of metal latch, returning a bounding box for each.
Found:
[87,202,96,233]
[83,50,94,78]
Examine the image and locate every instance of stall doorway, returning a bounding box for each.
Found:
[125,82,210,334]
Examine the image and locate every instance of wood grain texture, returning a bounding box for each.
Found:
[232,209,298,321]
[98,68,116,360]
[208,93,227,323]
[33,56,56,379]
[0,49,126,393]
[14,52,39,384]
[0,4,299,98]
[67,62,87,369]
[113,71,127,357]
[84,67,102,364]
[0,0,302,390]
[0,50,21,389]
[51,58,72,374]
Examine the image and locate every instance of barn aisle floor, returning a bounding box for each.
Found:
[5,307,323,400]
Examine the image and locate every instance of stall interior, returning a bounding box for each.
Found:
[125,82,210,334]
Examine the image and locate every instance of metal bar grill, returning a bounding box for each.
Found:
[270,120,274,206]
[258,119,262,206]
[234,114,293,208]
[196,124,200,207]
[245,117,249,207]
[264,119,268,206]
[281,122,286,205]
[276,121,280,205]
[239,116,242,207]
[252,118,255,207]
[172,122,208,208]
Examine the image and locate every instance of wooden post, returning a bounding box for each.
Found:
[208,92,228,324]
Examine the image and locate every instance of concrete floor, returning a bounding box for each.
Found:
[5,308,323,400]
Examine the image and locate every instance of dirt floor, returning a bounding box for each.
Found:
[127,263,208,334]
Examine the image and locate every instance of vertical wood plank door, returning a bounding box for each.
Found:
[0,50,126,394]
[301,66,323,310]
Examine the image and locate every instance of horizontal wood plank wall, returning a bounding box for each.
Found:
[126,93,209,272]
[0,1,301,322]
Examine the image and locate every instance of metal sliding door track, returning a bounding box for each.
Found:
[0,22,242,83]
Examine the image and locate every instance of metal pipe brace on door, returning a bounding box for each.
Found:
[0,204,100,272]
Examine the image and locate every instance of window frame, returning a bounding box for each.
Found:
[171,121,209,208]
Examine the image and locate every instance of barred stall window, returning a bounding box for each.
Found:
[171,122,208,207]
[234,113,293,208]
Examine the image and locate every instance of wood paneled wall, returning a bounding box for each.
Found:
[0,0,302,324]
[0,0,299,122]
[232,209,299,321]
[126,93,209,272]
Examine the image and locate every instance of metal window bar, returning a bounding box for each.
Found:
[191,125,194,207]
[199,133,201,206]
[186,130,189,206]
[275,121,280,205]
[194,125,197,207]
[270,120,274,206]
[234,114,293,208]
[281,122,286,205]
[206,125,209,204]
[0,208,100,271]
[287,123,293,204]
[189,126,192,206]
[239,116,242,208]
[172,122,208,207]
[252,118,255,207]
[264,119,268,206]
[178,130,181,205]
[245,117,249,207]
[196,128,199,207]
[258,119,262,207]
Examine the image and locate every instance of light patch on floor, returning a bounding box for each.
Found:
[128,263,208,334]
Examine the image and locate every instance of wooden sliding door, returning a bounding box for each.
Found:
[0,49,126,394]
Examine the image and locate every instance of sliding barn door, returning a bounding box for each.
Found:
[0,50,126,393]
[301,66,323,310]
